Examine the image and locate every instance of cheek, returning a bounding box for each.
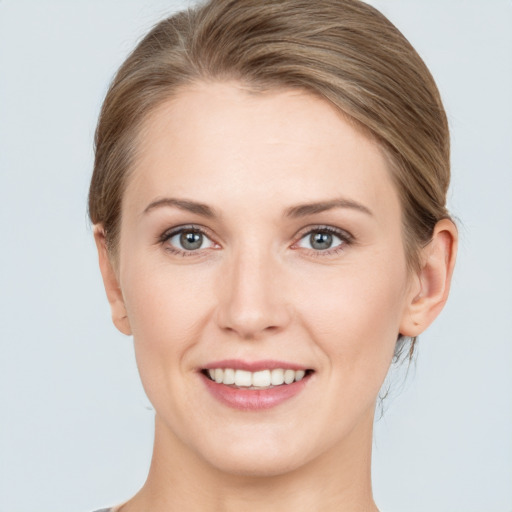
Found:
[119,260,220,430]
[124,260,214,335]
[120,257,215,382]
[296,254,409,376]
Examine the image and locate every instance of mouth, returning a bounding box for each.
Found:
[201,367,314,390]
[199,362,314,410]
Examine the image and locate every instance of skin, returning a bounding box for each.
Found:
[95,82,457,512]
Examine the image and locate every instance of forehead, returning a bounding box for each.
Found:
[126,81,400,223]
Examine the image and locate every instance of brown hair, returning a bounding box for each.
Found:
[89,1,451,349]
[89,0,450,268]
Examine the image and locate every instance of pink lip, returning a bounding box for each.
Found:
[200,370,312,411]
[202,359,308,372]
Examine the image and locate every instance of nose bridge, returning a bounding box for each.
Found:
[216,239,290,339]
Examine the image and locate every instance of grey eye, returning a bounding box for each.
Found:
[297,230,344,251]
[310,232,333,250]
[167,229,214,251]
[180,231,203,250]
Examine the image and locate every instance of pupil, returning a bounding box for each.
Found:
[180,231,202,250]
[310,232,332,250]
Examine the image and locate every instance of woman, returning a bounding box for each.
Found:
[89,0,457,510]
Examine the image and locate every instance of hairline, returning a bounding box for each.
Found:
[105,78,417,273]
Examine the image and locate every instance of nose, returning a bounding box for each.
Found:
[215,247,292,340]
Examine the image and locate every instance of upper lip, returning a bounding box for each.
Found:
[201,359,310,372]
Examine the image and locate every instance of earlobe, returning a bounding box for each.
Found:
[400,219,458,337]
[93,225,132,336]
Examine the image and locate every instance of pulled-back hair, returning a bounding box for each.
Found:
[89,1,451,360]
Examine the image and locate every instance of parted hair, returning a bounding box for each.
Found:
[89,0,450,279]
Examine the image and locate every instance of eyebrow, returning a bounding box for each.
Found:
[284,198,373,218]
[143,198,217,218]
[143,196,373,219]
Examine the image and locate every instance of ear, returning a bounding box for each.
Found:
[93,225,132,335]
[400,219,458,337]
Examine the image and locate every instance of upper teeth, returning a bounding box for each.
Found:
[207,368,306,388]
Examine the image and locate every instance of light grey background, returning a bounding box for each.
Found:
[1,1,511,511]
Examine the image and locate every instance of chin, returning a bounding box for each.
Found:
[200,444,310,479]
[184,421,326,479]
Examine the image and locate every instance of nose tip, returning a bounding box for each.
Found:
[220,304,285,340]
[215,255,292,340]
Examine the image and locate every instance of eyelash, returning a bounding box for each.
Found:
[159,225,217,257]
[158,224,354,257]
[293,225,353,257]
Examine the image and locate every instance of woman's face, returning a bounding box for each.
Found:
[114,82,416,476]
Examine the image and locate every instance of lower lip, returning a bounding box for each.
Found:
[201,373,310,410]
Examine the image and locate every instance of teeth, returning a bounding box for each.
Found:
[223,368,235,385]
[295,370,305,381]
[271,368,284,385]
[235,369,252,387]
[214,368,224,383]
[284,369,296,384]
[205,368,309,388]
[252,370,271,387]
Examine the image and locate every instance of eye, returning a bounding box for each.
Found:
[295,227,349,253]
[162,227,217,254]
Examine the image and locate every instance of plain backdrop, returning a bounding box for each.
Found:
[1,1,511,511]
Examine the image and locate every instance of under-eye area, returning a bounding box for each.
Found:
[201,368,315,389]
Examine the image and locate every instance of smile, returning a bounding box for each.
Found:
[204,368,308,389]
[200,362,314,410]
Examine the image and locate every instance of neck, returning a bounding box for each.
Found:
[120,409,378,512]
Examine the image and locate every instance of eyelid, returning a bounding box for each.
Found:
[158,223,354,256]
[159,224,220,255]
[291,225,354,254]
[293,224,354,243]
